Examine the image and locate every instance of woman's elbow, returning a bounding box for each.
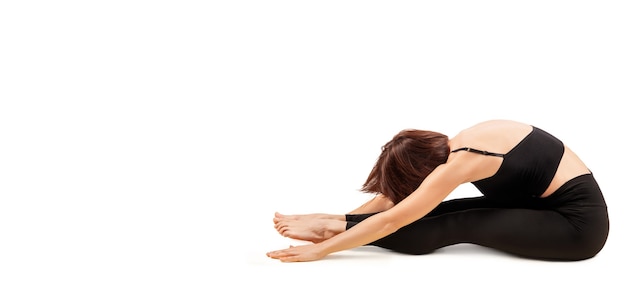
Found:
[378,216,405,235]
[381,222,400,236]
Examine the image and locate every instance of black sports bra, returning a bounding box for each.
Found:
[450,126,565,201]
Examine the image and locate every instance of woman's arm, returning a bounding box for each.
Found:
[348,194,394,214]
[319,162,467,255]
[267,159,473,262]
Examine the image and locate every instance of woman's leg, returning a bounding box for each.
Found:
[273,194,393,240]
[348,205,607,261]
[275,196,498,243]
[274,194,393,223]
[274,215,347,243]
[353,175,610,260]
[276,176,609,260]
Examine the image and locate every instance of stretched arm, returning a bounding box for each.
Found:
[348,194,394,214]
[267,160,471,262]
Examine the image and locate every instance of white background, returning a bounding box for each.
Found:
[1,1,625,287]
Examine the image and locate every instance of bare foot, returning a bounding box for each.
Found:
[273,212,346,243]
[273,212,345,224]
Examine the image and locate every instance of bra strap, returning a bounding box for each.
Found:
[451,147,505,157]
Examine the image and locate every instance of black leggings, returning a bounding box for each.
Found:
[346,174,610,261]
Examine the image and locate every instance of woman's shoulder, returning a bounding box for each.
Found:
[456,119,531,138]
[465,119,530,131]
[450,119,534,154]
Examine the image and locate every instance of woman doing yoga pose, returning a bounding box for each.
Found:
[267,119,609,262]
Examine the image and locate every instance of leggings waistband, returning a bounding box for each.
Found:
[541,173,607,208]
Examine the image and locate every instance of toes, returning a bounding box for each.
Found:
[277,223,288,234]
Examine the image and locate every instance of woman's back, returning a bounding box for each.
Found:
[449,119,590,198]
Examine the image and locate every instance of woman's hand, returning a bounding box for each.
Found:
[266,244,328,262]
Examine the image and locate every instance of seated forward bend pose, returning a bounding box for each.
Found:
[267,119,610,262]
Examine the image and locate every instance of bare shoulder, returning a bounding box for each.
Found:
[447,119,534,182]
[451,119,533,151]
[445,146,503,182]
[460,119,531,134]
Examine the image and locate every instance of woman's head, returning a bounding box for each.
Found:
[361,129,450,204]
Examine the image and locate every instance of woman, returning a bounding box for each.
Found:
[267,120,609,262]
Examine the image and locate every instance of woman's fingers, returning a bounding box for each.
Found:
[267,249,293,259]
[278,256,298,262]
[267,245,298,257]
[267,245,324,262]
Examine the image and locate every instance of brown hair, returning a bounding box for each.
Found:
[361,129,450,204]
